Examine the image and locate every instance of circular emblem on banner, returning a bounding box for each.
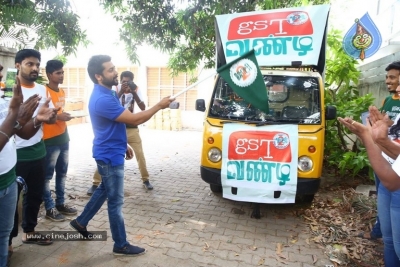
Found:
[273,133,290,149]
[229,58,257,87]
[287,12,309,25]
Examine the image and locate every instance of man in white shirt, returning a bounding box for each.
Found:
[0,65,58,266]
[9,49,57,249]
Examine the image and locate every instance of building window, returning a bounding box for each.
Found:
[147,67,197,111]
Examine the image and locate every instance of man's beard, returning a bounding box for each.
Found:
[102,76,118,87]
[21,71,38,82]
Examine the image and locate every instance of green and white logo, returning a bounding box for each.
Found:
[229,59,257,87]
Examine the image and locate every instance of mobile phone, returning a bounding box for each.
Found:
[361,111,370,125]
[4,68,18,97]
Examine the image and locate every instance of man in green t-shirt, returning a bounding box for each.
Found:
[9,49,58,250]
[0,66,58,267]
[381,61,400,120]
[360,61,400,241]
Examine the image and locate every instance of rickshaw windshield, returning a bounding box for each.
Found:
[209,75,321,124]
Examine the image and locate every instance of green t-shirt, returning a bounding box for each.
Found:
[44,129,70,146]
[0,166,16,190]
[17,140,46,161]
[381,95,400,120]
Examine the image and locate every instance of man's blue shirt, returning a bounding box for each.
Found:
[89,84,126,166]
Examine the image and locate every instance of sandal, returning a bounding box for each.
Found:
[356,231,381,241]
[22,232,53,246]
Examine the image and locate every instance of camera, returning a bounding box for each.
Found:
[127,81,137,91]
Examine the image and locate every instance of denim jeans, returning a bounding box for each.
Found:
[371,173,382,238]
[0,181,17,267]
[43,143,69,210]
[76,160,128,249]
[378,183,400,266]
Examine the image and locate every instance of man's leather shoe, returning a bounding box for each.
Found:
[87,185,98,196]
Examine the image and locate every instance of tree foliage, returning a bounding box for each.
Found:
[101,0,373,179]
[324,29,375,179]
[0,0,88,56]
[100,0,328,74]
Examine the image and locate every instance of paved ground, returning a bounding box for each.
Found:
[9,123,332,267]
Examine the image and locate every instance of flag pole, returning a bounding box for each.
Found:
[170,71,217,100]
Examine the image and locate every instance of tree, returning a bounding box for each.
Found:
[0,0,88,56]
[324,29,375,179]
[100,0,328,75]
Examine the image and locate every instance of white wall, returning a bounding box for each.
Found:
[0,46,17,71]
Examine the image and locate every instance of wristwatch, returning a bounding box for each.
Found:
[14,120,23,130]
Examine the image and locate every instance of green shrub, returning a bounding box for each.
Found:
[324,29,375,180]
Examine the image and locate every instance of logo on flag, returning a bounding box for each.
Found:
[230,59,257,87]
[217,49,269,114]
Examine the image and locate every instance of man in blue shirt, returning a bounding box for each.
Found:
[70,55,173,256]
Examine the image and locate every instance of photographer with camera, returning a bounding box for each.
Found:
[119,80,145,113]
[87,70,154,195]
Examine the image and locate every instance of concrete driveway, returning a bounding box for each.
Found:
[10,123,332,267]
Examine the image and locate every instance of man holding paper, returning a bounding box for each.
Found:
[42,59,77,222]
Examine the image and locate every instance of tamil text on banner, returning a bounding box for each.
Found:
[215,5,330,67]
[217,49,269,114]
[342,12,382,61]
[221,123,298,203]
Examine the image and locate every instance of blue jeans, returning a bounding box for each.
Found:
[76,160,128,249]
[0,181,17,267]
[371,173,382,238]
[378,183,400,266]
[43,143,69,210]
